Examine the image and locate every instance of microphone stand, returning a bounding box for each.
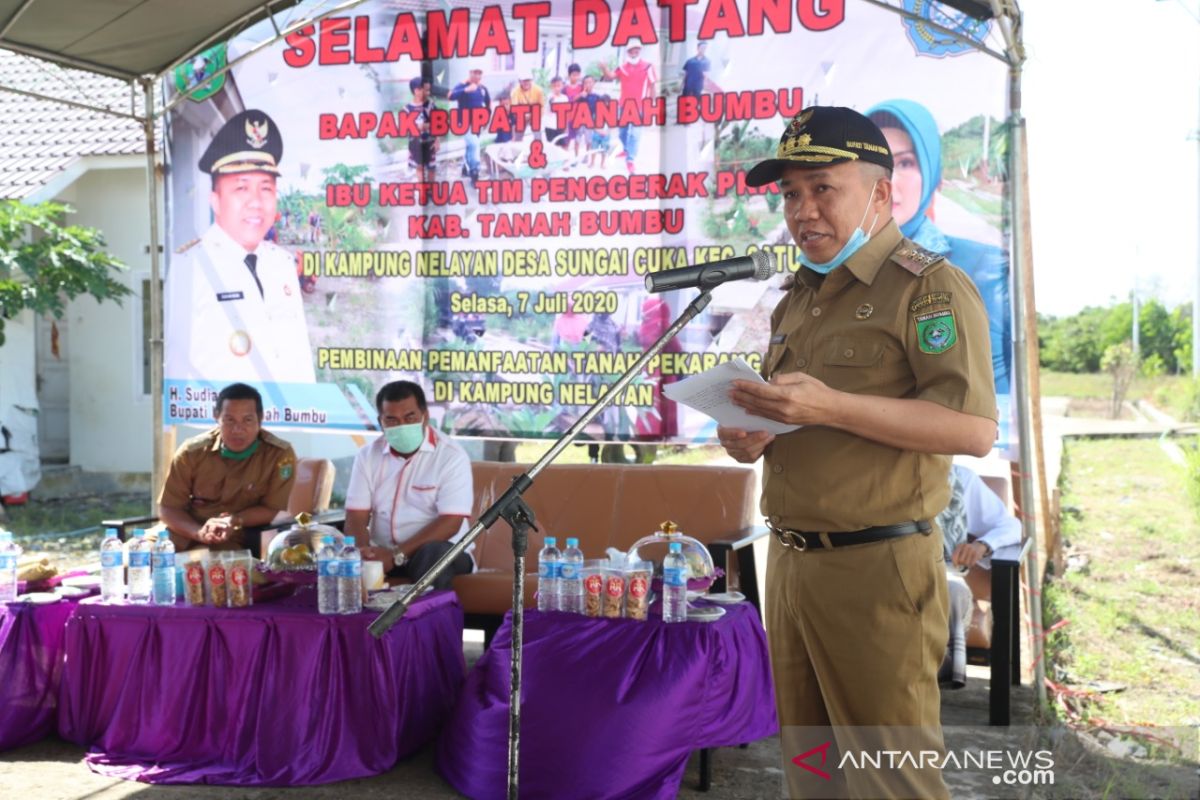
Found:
[369,287,714,800]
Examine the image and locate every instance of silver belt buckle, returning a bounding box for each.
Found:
[769,522,808,552]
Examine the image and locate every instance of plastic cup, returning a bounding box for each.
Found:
[624,560,653,621]
[362,560,385,591]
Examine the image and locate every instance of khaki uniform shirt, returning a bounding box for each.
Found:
[761,220,997,532]
[158,428,296,549]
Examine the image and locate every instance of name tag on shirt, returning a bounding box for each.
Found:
[769,334,785,345]
[217,291,245,302]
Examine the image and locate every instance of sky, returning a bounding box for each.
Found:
[1022,0,1200,315]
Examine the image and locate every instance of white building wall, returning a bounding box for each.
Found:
[0,308,40,494]
[61,164,160,473]
[0,309,37,407]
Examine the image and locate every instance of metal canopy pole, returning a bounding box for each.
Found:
[141,77,164,510]
[993,0,1048,713]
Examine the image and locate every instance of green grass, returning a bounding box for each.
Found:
[1039,371,1114,398]
[2,493,149,538]
[3,492,151,571]
[1046,439,1200,727]
[1041,371,1194,418]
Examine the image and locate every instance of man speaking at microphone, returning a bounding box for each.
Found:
[717,107,997,799]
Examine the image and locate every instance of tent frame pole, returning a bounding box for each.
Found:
[141,77,165,511]
[1002,27,1049,714]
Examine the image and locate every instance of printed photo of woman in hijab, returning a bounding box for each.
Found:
[868,99,1012,397]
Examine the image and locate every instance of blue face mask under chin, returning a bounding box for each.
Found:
[799,182,880,275]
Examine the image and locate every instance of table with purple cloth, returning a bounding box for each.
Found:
[0,598,78,750]
[57,588,465,786]
[437,601,778,800]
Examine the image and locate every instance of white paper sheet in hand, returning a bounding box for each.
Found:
[663,357,800,435]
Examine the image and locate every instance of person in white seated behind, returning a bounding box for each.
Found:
[345,381,474,590]
[935,463,1022,687]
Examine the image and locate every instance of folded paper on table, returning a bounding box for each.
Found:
[662,357,800,435]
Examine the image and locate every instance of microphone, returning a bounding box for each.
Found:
[644,250,777,293]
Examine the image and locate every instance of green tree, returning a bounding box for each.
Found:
[0,200,131,346]
[1039,307,1107,372]
[1171,303,1192,375]
[1137,298,1177,371]
[1101,341,1137,419]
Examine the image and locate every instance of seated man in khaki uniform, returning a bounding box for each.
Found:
[159,382,296,551]
[719,106,997,799]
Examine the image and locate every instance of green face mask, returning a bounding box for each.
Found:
[220,439,260,460]
[384,422,425,454]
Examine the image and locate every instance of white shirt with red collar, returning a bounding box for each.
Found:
[345,425,473,556]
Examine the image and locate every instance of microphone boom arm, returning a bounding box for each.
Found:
[367,288,714,800]
[367,286,713,637]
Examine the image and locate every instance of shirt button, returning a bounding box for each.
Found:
[811,307,822,317]
[796,357,808,368]
[843,348,855,358]
[772,464,784,474]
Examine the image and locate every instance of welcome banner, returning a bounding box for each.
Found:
[164,0,1014,449]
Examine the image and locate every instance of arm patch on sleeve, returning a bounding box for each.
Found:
[915,310,958,354]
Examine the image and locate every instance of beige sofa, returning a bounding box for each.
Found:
[449,461,765,640]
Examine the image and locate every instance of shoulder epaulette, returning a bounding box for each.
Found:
[175,238,201,255]
[260,430,293,451]
[890,243,945,276]
[180,429,219,453]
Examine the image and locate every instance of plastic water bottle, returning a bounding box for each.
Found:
[537,536,561,612]
[337,536,363,614]
[663,542,688,623]
[152,530,176,605]
[100,528,125,602]
[317,535,339,615]
[127,529,153,605]
[0,530,20,603]
[559,537,584,614]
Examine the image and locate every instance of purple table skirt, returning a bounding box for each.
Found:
[0,598,78,750]
[58,588,465,786]
[437,602,778,800]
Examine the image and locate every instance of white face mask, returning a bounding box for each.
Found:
[799,180,880,275]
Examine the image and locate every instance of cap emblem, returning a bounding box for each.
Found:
[246,119,269,149]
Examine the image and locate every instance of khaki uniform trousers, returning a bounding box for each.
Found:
[766,529,950,800]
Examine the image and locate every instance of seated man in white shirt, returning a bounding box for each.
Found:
[934,463,1022,688]
[345,381,474,589]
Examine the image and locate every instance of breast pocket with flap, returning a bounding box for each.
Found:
[819,335,888,393]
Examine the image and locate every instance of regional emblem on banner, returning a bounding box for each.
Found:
[173,43,227,102]
[901,0,993,58]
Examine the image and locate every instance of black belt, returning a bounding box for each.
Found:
[769,520,931,552]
